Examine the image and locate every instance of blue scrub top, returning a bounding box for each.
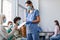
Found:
[26,9,40,34]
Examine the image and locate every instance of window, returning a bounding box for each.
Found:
[18,0,26,22]
[18,4,26,21]
[3,0,12,24]
[2,0,27,24]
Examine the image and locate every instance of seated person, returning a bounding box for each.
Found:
[6,21,15,40]
[50,20,60,40]
[7,21,13,33]
[0,14,17,40]
[13,17,21,37]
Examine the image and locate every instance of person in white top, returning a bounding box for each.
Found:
[50,20,60,40]
[0,14,17,40]
[13,17,21,37]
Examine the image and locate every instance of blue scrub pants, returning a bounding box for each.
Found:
[50,34,60,40]
[27,33,39,40]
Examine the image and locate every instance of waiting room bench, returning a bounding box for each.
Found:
[39,32,54,40]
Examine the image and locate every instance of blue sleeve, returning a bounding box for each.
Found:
[26,13,28,17]
[35,10,40,17]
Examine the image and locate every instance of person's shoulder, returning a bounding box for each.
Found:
[55,25,59,29]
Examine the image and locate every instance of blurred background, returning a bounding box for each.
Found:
[0,0,60,40]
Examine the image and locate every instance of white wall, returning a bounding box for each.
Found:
[30,0,39,9]
[12,0,16,20]
[40,0,60,32]
[18,0,26,21]
[12,0,27,21]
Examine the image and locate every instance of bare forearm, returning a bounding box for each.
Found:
[32,20,40,23]
[32,16,40,23]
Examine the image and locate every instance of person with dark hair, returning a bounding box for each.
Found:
[13,17,21,25]
[25,0,40,40]
[13,17,21,37]
[50,20,60,40]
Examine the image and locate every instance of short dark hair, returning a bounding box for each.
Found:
[13,17,21,24]
[25,0,32,4]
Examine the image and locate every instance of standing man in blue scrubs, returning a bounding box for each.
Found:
[25,1,40,40]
